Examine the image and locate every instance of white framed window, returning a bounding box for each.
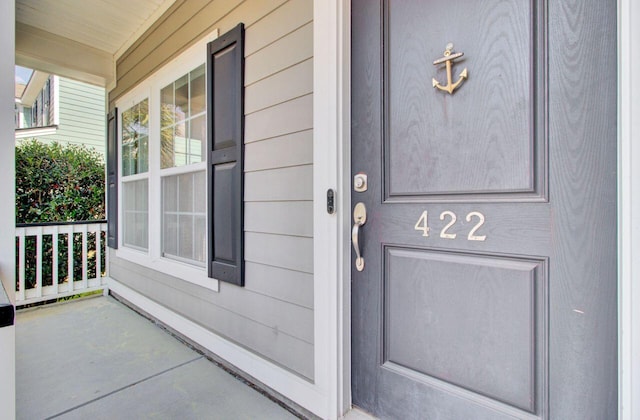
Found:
[116,31,218,291]
[121,98,149,251]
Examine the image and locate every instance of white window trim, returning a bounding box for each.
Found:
[51,75,60,126]
[116,29,219,293]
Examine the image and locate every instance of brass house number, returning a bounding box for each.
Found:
[415,211,487,241]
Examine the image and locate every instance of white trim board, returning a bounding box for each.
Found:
[107,278,329,417]
[619,0,640,418]
[313,0,352,418]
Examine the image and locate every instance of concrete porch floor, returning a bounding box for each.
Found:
[15,295,305,419]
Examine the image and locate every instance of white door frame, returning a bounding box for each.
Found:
[618,0,640,418]
[315,0,640,418]
[313,1,352,417]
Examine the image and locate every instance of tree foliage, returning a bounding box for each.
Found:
[16,140,105,223]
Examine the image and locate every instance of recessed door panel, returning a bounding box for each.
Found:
[384,248,543,413]
[386,0,541,199]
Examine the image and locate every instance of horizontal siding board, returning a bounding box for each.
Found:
[245,94,313,143]
[245,201,313,237]
[245,58,312,114]
[245,232,313,273]
[116,0,214,78]
[245,22,312,85]
[58,93,105,105]
[245,165,313,201]
[58,99,106,111]
[245,130,312,172]
[109,257,313,344]
[57,116,105,131]
[244,262,313,309]
[113,0,289,103]
[245,0,313,56]
[110,256,313,379]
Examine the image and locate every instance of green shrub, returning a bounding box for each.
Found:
[16,140,105,223]
[15,140,106,291]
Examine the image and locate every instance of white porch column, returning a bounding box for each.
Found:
[0,0,16,418]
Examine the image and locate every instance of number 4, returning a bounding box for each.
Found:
[414,211,430,237]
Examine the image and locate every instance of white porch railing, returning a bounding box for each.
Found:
[15,221,108,306]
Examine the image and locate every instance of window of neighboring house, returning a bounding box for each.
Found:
[115,33,217,291]
[23,76,56,129]
[32,78,51,127]
[121,98,149,251]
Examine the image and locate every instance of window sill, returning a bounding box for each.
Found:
[115,247,219,292]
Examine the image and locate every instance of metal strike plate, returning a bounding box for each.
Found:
[354,173,368,193]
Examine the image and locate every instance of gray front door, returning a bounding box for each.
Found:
[350,1,617,419]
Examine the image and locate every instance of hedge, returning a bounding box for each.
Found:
[15,140,106,291]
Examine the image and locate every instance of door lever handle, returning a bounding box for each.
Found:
[352,202,367,271]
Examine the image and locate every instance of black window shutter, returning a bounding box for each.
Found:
[106,108,118,249]
[207,23,245,286]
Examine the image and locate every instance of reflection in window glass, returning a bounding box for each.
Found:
[160,64,206,168]
[122,99,149,176]
[162,171,206,265]
[123,179,149,250]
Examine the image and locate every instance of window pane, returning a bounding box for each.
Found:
[138,136,149,173]
[161,171,205,265]
[163,214,178,257]
[123,179,148,250]
[188,115,206,164]
[121,99,149,176]
[175,75,189,122]
[190,64,206,116]
[193,215,207,263]
[161,127,174,169]
[174,122,187,167]
[178,173,194,212]
[159,66,206,169]
[160,84,174,128]
[194,170,206,213]
[178,215,194,260]
[139,99,149,136]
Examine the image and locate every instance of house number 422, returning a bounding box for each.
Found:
[414,211,487,241]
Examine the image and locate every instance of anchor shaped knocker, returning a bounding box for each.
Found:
[432,43,468,95]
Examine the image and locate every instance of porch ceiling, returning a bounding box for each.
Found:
[15,0,176,87]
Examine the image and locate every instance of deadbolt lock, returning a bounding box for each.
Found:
[354,173,368,192]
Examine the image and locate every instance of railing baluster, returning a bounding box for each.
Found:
[103,224,109,280]
[52,225,59,295]
[95,225,101,282]
[18,229,25,302]
[68,227,74,293]
[35,227,43,298]
[82,224,88,290]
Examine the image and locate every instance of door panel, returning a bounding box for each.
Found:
[386,0,539,198]
[351,0,617,419]
[384,249,542,413]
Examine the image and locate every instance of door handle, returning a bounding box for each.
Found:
[352,202,367,271]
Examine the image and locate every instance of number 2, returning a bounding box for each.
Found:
[439,211,457,239]
[466,211,487,241]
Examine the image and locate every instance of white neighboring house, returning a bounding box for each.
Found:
[14,69,105,156]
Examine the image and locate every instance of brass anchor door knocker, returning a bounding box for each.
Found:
[432,43,468,95]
